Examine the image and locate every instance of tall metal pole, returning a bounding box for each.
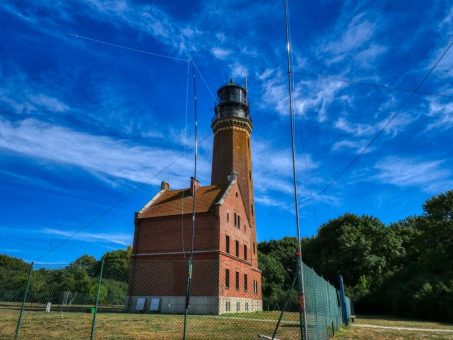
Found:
[183,59,198,340]
[90,259,105,340]
[15,262,33,340]
[283,0,308,339]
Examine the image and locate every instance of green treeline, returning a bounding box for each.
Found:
[259,190,453,322]
[0,190,451,321]
[0,249,131,306]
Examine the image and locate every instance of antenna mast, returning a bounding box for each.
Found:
[183,59,198,340]
[283,0,308,339]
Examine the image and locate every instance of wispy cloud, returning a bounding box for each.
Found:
[332,139,374,154]
[0,118,210,187]
[259,68,347,121]
[373,156,453,193]
[333,112,416,140]
[230,62,248,79]
[426,99,453,131]
[252,139,337,207]
[211,47,232,59]
[41,227,132,246]
[334,117,375,136]
[318,9,386,68]
[0,70,69,115]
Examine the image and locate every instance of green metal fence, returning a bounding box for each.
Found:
[302,263,350,339]
[0,259,352,339]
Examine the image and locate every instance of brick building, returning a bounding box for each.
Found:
[128,80,262,314]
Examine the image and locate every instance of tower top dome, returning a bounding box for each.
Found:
[214,79,250,120]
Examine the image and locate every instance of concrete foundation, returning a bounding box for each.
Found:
[127,296,262,315]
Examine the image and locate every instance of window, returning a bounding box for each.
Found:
[253,242,256,254]
[235,240,239,257]
[236,301,240,311]
[245,302,249,311]
[235,271,239,290]
[226,301,231,312]
[234,213,241,228]
[244,274,248,291]
[253,280,258,294]
[227,212,229,223]
[244,245,247,260]
[225,269,230,289]
[251,204,253,216]
[249,170,251,180]
[236,192,238,198]
[226,235,230,254]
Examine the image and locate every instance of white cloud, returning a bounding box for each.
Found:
[255,195,291,210]
[333,112,415,139]
[320,12,386,66]
[0,71,69,114]
[0,118,210,187]
[334,117,375,136]
[426,99,453,130]
[355,44,387,68]
[211,47,232,59]
[41,227,132,246]
[373,156,453,193]
[251,139,334,208]
[332,139,374,154]
[28,94,69,112]
[259,68,347,121]
[230,63,248,79]
[323,19,375,55]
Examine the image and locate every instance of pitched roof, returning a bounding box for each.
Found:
[138,184,229,219]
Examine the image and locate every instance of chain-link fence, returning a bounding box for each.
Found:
[0,259,352,339]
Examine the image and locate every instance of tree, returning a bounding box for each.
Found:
[98,247,131,282]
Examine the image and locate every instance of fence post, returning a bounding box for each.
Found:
[324,281,329,336]
[338,273,348,326]
[90,259,105,340]
[14,261,33,340]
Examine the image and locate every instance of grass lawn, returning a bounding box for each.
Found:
[0,309,301,339]
[3,308,452,339]
[336,315,453,340]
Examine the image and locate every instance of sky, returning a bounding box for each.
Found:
[0,0,452,264]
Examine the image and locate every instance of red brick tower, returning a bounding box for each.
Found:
[211,81,257,266]
[128,80,262,314]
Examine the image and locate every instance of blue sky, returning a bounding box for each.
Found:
[0,0,452,264]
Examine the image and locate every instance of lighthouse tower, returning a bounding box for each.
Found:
[129,80,262,314]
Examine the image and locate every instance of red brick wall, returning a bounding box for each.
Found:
[134,213,219,254]
[218,254,262,300]
[128,258,219,297]
[129,212,221,297]
[217,182,261,300]
[219,182,259,269]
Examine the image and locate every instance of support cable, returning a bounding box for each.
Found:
[67,33,216,102]
[182,59,198,340]
[317,42,452,197]
[283,0,308,339]
[67,33,188,63]
[34,133,211,262]
[297,70,453,99]
[192,61,217,101]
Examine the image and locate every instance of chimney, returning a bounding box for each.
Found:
[161,181,170,190]
[191,177,200,195]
